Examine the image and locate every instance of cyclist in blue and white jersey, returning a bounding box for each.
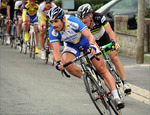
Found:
[47,7,124,109]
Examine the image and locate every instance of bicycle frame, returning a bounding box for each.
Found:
[99,42,124,100]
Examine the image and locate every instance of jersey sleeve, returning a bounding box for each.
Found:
[48,25,61,44]
[101,15,108,26]
[22,2,28,22]
[69,15,87,32]
[37,4,45,26]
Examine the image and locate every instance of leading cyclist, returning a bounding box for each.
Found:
[47,7,124,109]
[77,3,131,95]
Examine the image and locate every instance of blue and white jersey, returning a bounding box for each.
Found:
[49,15,87,44]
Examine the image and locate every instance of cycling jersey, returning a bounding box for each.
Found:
[14,1,25,19]
[90,12,111,47]
[0,0,7,15]
[49,15,100,57]
[22,1,39,22]
[38,2,56,26]
[7,0,16,20]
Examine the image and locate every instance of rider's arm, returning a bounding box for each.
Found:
[49,25,61,62]
[37,10,46,27]
[81,28,95,45]
[7,5,11,19]
[51,42,61,62]
[104,23,117,43]
[22,9,27,22]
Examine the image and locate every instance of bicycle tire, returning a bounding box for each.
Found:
[24,41,27,54]
[45,48,49,64]
[29,34,32,58]
[104,61,124,115]
[2,20,6,45]
[14,26,17,49]
[20,29,24,53]
[83,72,112,115]
[32,32,35,59]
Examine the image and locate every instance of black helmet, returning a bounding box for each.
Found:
[77,3,93,18]
[45,0,52,4]
[47,7,64,21]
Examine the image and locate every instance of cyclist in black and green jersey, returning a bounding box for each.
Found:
[77,3,131,95]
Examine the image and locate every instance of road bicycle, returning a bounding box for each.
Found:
[62,48,124,115]
[19,28,25,53]
[45,36,54,65]
[99,40,125,99]
[0,15,7,45]
[10,20,17,49]
[44,26,54,65]
[29,23,36,59]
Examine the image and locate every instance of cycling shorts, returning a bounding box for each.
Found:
[27,14,38,24]
[62,37,100,57]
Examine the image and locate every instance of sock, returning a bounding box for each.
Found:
[111,89,119,99]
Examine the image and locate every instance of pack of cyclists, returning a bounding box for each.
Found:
[0,0,132,111]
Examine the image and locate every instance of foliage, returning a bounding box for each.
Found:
[144,55,150,64]
[120,29,137,34]
[52,0,110,11]
[145,4,150,18]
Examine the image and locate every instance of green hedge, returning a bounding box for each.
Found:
[37,0,111,11]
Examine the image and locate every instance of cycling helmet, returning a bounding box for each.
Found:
[45,0,52,4]
[47,7,64,21]
[77,3,93,18]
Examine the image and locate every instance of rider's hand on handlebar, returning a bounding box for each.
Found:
[22,21,26,29]
[56,61,64,71]
[88,44,96,56]
[115,43,120,51]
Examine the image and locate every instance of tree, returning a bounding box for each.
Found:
[136,0,145,63]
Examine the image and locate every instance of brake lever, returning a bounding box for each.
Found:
[61,69,71,78]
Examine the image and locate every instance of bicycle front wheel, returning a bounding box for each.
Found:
[83,72,111,115]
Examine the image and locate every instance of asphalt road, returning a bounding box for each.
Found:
[0,44,150,115]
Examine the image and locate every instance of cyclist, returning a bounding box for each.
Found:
[47,7,124,109]
[77,3,131,95]
[37,0,56,60]
[22,0,39,54]
[14,0,27,45]
[0,0,7,26]
[6,0,17,44]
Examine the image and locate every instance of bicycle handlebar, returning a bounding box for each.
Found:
[62,51,101,78]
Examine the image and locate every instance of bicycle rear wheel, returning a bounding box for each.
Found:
[83,72,111,115]
[20,29,24,53]
[32,32,35,59]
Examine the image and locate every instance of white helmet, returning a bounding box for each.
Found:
[77,3,93,18]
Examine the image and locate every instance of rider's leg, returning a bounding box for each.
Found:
[39,27,45,50]
[92,54,124,108]
[109,51,131,94]
[61,52,82,78]
[24,15,30,42]
[34,24,39,54]
[6,20,12,44]
[17,18,22,38]
[39,27,46,59]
